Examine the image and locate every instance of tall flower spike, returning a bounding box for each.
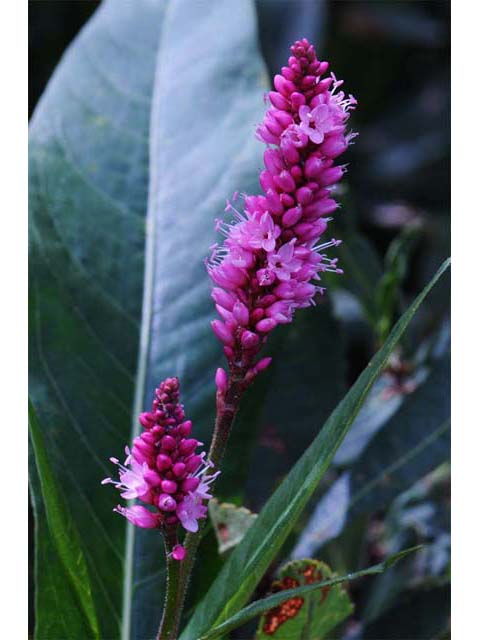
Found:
[102,377,220,560]
[207,38,357,381]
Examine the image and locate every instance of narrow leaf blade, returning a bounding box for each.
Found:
[201,548,422,639]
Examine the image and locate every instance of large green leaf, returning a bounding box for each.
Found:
[181,258,449,639]
[29,401,99,639]
[29,1,268,638]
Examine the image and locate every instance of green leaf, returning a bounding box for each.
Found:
[255,559,353,640]
[29,1,268,638]
[199,548,421,639]
[29,401,99,639]
[180,258,449,639]
[209,500,258,554]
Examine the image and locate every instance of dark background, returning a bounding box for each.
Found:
[29,1,450,637]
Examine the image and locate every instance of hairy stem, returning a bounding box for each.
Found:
[156,529,183,640]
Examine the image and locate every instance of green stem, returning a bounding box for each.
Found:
[156,529,184,640]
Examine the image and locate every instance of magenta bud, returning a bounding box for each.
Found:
[173,462,187,477]
[282,206,303,228]
[273,170,296,193]
[144,469,162,487]
[264,148,284,174]
[305,198,338,217]
[158,494,177,512]
[133,437,152,454]
[211,320,234,346]
[269,91,289,110]
[215,367,228,394]
[281,65,295,81]
[317,77,333,92]
[273,109,293,128]
[156,453,172,471]
[273,74,295,97]
[224,346,234,359]
[305,157,324,178]
[141,431,156,444]
[211,287,236,310]
[256,357,272,372]
[139,412,154,428]
[296,186,313,205]
[233,301,250,326]
[241,331,260,349]
[259,169,275,192]
[320,136,348,158]
[161,435,176,451]
[290,91,306,108]
[179,439,198,455]
[132,447,148,465]
[251,308,265,323]
[290,165,303,182]
[318,166,344,186]
[182,477,200,493]
[256,318,277,333]
[178,420,192,437]
[265,188,284,215]
[280,193,295,208]
[172,544,186,561]
[259,294,277,307]
[161,480,178,494]
[185,455,202,473]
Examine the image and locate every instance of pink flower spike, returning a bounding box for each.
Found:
[206,38,356,376]
[105,377,220,535]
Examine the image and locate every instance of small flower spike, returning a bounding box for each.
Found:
[207,38,356,382]
[103,377,220,560]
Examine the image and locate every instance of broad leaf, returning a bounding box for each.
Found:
[29,1,268,638]
[180,259,450,639]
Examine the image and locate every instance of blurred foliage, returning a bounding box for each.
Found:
[30,1,450,639]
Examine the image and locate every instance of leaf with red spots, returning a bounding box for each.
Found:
[209,499,258,554]
[256,559,353,639]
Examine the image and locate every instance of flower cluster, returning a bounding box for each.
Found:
[208,39,356,381]
[102,377,219,560]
